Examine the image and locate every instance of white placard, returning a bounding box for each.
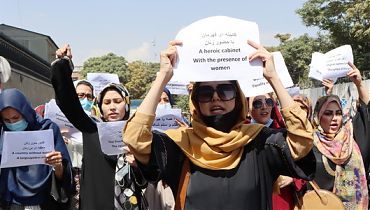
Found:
[171,16,263,83]
[240,52,294,97]
[153,109,182,132]
[166,81,189,95]
[87,73,120,96]
[287,86,301,96]
[1,130,54,168]
[44,99,83,144]
[96,121,126,155]
[309,45,353,81]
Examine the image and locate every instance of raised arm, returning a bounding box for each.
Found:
[124,41,182,164]
[248,40,313,160]
[348,62,369,105]
[50,45,96,132]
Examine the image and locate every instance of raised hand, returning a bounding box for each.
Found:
[247,40,277,81]
[158,40,182,84]
[55,44,72,59]
[322,79,334,95]
[347,62,362,86]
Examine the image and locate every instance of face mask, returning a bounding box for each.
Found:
[80,98,93,111]
[157,103,172,110]
[201,108,239,133]
[5,119,28,131]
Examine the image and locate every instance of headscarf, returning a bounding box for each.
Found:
[0,89,73,205]
[97,83,130,121]
[163,87,175,106]
[313,95,368,209]
[165,81,263,170]
[293,94,312,121]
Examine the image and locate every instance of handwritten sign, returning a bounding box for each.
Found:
[171,16,263,83]
[87,73,120,96]
[1,130,54,168]
[153,109,182,132]
[240,52,294,97]
[96,121,126,155]
[166,81,189,95]
[44,99,83,144]
[309,45,353,81]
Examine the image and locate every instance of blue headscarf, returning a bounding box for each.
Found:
[0,89,73,205]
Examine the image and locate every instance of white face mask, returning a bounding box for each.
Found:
[157,103,172,110]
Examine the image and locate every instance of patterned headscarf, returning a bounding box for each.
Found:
[313,95,368,209]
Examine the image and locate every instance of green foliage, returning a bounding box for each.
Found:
[174,95,190,114]
[297,0,370,71]
[274,33,334,88]
[80,53,130,84]
[125,61,159,99]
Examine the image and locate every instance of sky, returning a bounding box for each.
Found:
[0,0,318,66]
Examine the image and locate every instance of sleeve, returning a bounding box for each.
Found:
[123,112,156,164]
[281,102,314,160]
[264,128,316,181]
[353,101,370,172]
[136,131,183,195]
[50,59,96,132]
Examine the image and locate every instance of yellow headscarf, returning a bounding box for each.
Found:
[165,81,263,170]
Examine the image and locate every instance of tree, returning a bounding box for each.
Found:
[297,0,370,71]
[80,53,130,84]
[273,33,334,88]
[125,61,158,99]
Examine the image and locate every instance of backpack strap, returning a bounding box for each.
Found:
[175,158,190,210]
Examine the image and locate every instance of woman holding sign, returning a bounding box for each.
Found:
[123,40,315,210]
[308,62,370,209]
[0,88,73,209]
[51,45,147,210]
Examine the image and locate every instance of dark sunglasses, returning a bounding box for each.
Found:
[196,84,236,103]
[252,98,274,109]
[77,92,94,101]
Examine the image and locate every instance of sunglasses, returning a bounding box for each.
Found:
[196,84,236,103]
[77,92,94,101]
[252,98,274,109]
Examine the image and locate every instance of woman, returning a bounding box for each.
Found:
[310,62,370,209]
[50,45,136,210]
[123,40,315,209]
[248,93,306,210]
[0,88,73,209]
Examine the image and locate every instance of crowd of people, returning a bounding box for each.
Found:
[0,35,369,210]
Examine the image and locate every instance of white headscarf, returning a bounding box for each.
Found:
[0,56,11,83]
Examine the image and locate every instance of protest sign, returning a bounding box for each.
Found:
[1,130,54,168]
[240,52,294,97]
[44,99,83,144]
[96,121,126,155]
[153,108,182,132]
[309,45,353,81]
[166,81,189,95]
[171,16,263,83]
[87,73,120,96]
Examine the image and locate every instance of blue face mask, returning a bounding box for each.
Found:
[5,119,28,131]
[157,103,172,110]
[80,98,93,111]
